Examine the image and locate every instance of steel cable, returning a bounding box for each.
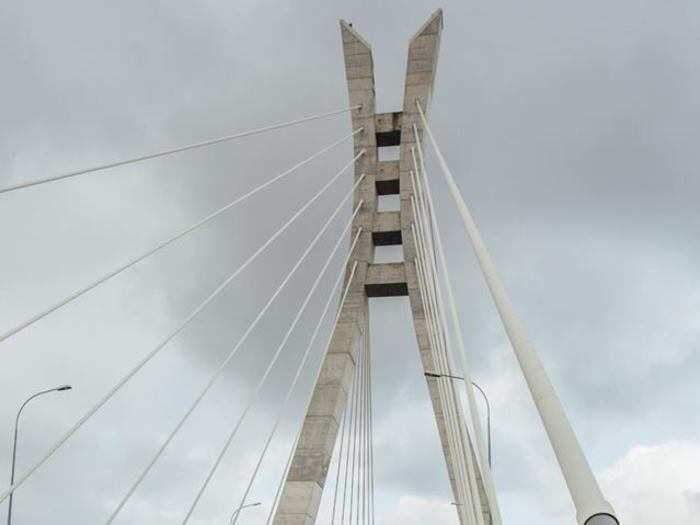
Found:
[0,151,364,504]
[0,129,361,343]
[0,105,359,194]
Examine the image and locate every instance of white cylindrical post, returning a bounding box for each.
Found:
[416,102,618,525]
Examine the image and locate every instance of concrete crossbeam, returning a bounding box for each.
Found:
[372,211,402,246]
[365,261,405,284]
[273,19,375,525]
[376,160,400,196]
[375,111,402,133]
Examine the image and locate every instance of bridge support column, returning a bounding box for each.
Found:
[274,10,499,524]
[272,20,377,525]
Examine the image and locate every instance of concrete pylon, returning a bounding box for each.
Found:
[273,10,494,524]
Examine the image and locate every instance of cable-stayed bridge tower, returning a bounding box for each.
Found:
[0,8,619,525]
[273,10,618,525]
[273,10,497,525]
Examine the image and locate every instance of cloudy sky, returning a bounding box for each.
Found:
[1,1,699,523]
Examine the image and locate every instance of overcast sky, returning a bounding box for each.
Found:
[1,1,699,524]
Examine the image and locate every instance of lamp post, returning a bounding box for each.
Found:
[470,382,492,469]
[7,385,72,525]
[229,501,261,524]
[424,372,491,468]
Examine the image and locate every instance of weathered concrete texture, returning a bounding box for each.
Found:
[372,211,402,245]
[373,211,401,233]
[340,19,377,239]
[274,293,367,524]
[398,9,491,525]
[274,481,321,525]
[375,160,400,196]
[375,111,402,146]
[365,262,408,297]
[376,160,399,182]
[366,262,405,285]
[375,111,402,134]
[273,20,376,525]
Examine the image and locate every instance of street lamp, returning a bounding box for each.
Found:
[470,382,492,469]
[229,501,261,524]
[7,385,73,525]
[424,371,491,468]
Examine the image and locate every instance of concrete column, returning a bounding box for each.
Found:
[274,11,499,524]
[272,20,376,525]
[396,10,493,525]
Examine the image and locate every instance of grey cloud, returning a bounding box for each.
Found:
[2,1,699,524]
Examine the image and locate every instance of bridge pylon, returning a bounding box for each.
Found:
[272,10,498,524]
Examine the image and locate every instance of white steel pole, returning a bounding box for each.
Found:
[416,102,618,525]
